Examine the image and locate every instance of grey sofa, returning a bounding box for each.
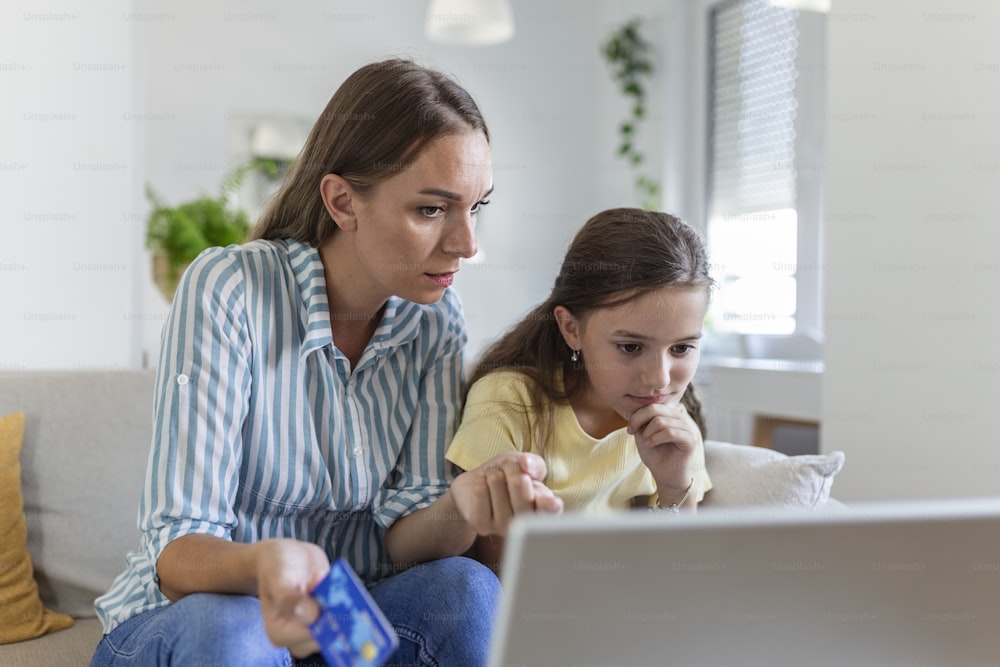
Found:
[0,370,845,666]
[1,371,155,665]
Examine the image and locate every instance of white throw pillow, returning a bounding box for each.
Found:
[701,440,845,509]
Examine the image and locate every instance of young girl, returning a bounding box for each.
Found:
[446,207,715,569]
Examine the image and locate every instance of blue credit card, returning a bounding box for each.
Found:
[308,558,399,667]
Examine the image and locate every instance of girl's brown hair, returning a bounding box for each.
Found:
[468,208,714,445]
[251,58,489,246]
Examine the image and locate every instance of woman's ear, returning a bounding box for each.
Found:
[553,305,582,351]
[320,174,359,232]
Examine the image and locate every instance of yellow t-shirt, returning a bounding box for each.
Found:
[446,371,712,513]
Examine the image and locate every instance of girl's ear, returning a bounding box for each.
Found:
[553,305,582,351]
[320,174,359,232]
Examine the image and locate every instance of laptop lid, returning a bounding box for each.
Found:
[489,498,1000,667]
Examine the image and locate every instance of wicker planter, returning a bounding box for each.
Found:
[151,250,189,304]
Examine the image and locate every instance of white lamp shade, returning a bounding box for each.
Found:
[768,0,830,12]
[425,0,514,46]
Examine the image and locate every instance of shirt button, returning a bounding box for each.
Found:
[353,446,363,457]
[176,374,189,386]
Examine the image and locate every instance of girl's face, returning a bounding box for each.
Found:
[334,130,493,306]
[555,286,709,425]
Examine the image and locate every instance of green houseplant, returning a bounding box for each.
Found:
[145,159,276,302]
[601,17,660,210]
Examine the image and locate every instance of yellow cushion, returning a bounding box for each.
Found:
[0,412,73,644]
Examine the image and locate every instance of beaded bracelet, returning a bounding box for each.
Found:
[649,478,695,514]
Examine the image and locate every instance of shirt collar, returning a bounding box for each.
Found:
[287,240,422,359]
[287,240,334,356]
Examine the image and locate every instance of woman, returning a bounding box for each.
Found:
[91,58,560,667]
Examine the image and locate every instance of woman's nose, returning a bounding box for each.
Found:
[445,212,478,258]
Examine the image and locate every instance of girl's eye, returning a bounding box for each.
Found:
[617,343,642,354]
[672,344,696,355]
[418,206,445,219]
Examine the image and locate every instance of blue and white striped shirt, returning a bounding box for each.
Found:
[95,239,467,633]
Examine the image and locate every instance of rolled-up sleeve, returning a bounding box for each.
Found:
[138,247,252,575]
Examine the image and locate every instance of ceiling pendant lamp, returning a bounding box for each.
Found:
[769,0,830,12]
[425,0,515,46]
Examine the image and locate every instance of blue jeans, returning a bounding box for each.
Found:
[90,556,500,667]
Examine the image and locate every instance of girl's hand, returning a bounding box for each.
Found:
[628,402,698,497]
[451,452,564,537]
[253,538,330,658]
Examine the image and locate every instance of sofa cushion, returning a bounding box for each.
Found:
[0,617,103,664]
[0,411,74,643]
[701,439,845,509]
[0,371,157,618]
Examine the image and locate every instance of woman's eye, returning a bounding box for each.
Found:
[617,343,642,354]
[418,206,445,219]
[471,199,491,214]
[672,344,696,355]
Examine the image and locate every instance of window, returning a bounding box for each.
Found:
[708,208,798,333]
[705,0,825,337]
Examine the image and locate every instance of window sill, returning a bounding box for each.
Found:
[698,356,823,423]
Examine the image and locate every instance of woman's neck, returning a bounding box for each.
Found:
[318,237,387,370]
[330,310,383,371]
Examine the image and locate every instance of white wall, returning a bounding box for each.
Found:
[0,1,139,370]
[822,0,1000,500]
[4,0,667,370]
[130,0,660,365]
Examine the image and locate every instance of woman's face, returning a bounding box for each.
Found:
[349,130,493,305]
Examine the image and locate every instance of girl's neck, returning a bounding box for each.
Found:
[568,382,628,439]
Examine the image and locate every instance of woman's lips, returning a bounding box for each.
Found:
[426,272,455,287]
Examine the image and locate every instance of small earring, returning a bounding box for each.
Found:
[570,349,581,363]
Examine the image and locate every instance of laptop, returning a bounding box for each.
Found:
[488,497,1000,666]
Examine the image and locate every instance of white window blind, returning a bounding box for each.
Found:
[707,0,800,335]
[709,0,799,216]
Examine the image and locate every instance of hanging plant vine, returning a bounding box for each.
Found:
[601,17,660,210]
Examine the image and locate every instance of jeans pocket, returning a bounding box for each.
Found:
[92,606,167,662]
